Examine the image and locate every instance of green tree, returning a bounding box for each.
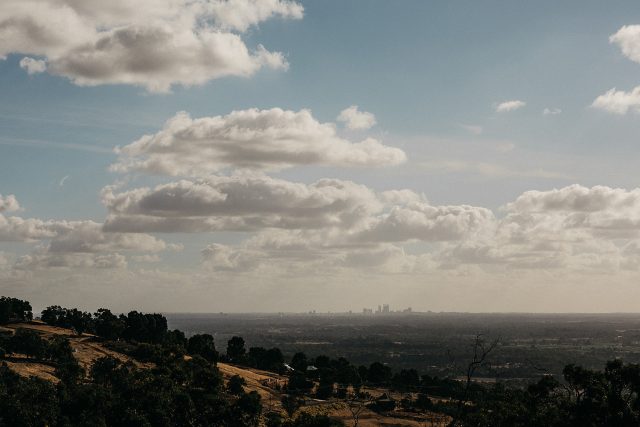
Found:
[187,333,218,363]
[227,336,246,363]
[227,374,246,395]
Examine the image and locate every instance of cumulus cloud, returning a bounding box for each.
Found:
[543,107,562,115]
[19,57,47,75]
[102,175,382,232]
[15,252,128,270]
[438,185,640,272]
[0,195,20,213]
[610,25,640,63]
[0,215,57,242]
[201,237,417,274]
[0,194,176,273]
[111,108,406,176]
[506,184,640,214]
[0,0,301,92]
[209,0,304,32]
[591,86,640,114]
[47,221,168,253]
[337,106,377,130]
[495,100,526,113]
[352,203,495,244]
[198,184,640,276]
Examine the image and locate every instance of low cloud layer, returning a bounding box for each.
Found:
[0,0,302,92]
[111,108,406,176]
[102,175,383,232]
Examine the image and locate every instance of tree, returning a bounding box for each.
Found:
[227,336,246,363]
[232,391,262,426]
[65,308,93,335]
[345,391,373,427]
[287,371,313,395]
[291,352,308,372]
[367,362,392,386]
[227,374,246,395]
[281,394,302,418]
[456,334,500,421]
[9,328,48,360]
[121,311,168,344]
[93,308,124,340]
[0,297,32,323]
[187,334,218,363]
[392,368,420,392]
[40,305,65,326]
[90,356,121,385]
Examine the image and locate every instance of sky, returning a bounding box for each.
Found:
[3,1,640,313]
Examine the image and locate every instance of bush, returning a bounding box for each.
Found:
[227,374,246,395]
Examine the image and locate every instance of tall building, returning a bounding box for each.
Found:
[382,304,390,313]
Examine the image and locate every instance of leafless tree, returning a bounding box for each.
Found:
[345,389,373,427]
[453,333,500,425]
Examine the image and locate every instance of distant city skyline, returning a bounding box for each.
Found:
[3,1,640,313]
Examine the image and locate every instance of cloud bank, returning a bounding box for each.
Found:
[0,0,302,92]
[111,108,406,176]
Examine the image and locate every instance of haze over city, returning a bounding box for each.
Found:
[3,1,640,314]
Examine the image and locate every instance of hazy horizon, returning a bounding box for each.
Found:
[3,1,640,313]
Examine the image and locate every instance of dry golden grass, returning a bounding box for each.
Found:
[1,322,151,381]
[217,363,451,426]
[3,357,59,383]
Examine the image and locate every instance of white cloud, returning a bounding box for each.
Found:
[0,0,301,92]
[47,221,168,254]
[351,203,495,244]
[0,197,173,273]
[610,25,640,63]
[337,106,377,130]
[0,195,20,213]
[495,100,526,113]
[543,107,562,115]
[111,108,406,176]
[102,175,383,232]
[0,215,56,242]
[209,0,304,32]
[506,184,640,214]
[591,86,640,114]
[15,251,128,270]
[58,175,71,187]
[19,57,47,75]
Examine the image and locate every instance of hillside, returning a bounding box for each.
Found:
[1,320,449,426]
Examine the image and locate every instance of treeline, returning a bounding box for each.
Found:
[461,360,640,426]
[223,335,463,409]
[0,297,32,323]
[0,298,342,427]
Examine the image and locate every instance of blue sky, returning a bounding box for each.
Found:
[3,1,640,312]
